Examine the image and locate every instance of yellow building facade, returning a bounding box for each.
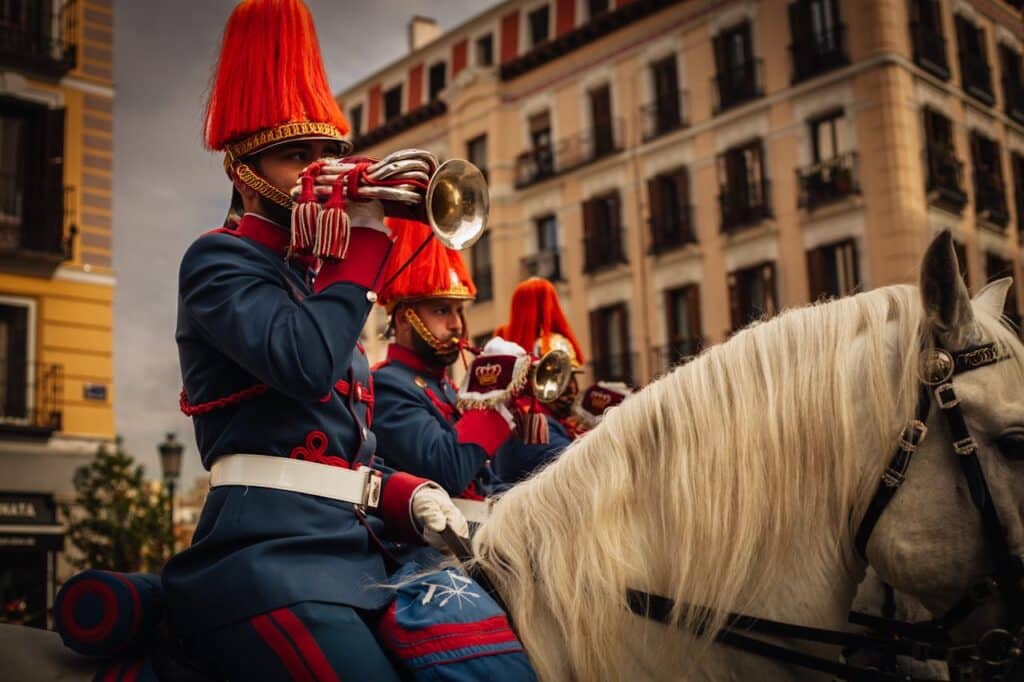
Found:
[341,0,1024,388]
[0,0,114,628]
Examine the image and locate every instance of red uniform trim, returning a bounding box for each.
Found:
[268,608,340,682]
[379,604,521,659]
[120,659,145,682]
[423,386,456,422]
[289,430,350,469]
[250,613,314,682]
[455,409,511,456]
[379,472,429,539]
[100,661,123,682]
[315,229,393,291]
[110,572,142,639]
[386,343,446,379]
[180,383,269,416]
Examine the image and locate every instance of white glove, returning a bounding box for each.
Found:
[345,199,390,236]
[481,336,528,357]
[411,483,469,540]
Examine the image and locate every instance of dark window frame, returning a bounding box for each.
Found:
[728,261,779,332]
[589,301,633,385]
[383,84,403,121]
[475,33,494,67]
[806,238,861,301]
[470,229,493,302]
[349,104,363,138]
[428,61,447,101]
[528,4,551,47]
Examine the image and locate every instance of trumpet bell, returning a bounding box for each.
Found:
[532,349,574,403]
[425,159,489,250]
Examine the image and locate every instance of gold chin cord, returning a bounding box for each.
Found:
[404,308,461,354]
[233,162,295,209]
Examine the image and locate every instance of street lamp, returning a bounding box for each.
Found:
[158,432,184,553]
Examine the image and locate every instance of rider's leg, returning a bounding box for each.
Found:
[188,601,402,681]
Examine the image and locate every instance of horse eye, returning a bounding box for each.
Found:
[996,433,1024,460]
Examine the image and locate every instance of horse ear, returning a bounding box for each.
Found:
[973,278,1012,320]
[920,230,974,337]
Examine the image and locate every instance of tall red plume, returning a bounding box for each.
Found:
[504,278,585,363]
[377,218,477,308]
[204,0,349,151]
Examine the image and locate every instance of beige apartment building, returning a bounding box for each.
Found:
[338,0,1024,388]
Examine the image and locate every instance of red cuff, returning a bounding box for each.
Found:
[455,409,512,457]
[315,229,393,292]
[379,471,429,540]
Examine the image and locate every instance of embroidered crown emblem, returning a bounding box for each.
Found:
[475,363,502,387]
[589,390,613,410]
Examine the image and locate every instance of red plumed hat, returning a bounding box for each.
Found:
[205,0,349,162]
[503,278,584,365]
[377,219,477,311]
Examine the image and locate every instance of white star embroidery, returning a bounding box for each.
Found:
[419,572,481,610]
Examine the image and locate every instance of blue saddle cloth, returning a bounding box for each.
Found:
[378,561,536,681]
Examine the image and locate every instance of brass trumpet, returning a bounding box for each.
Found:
[530,349,574,403]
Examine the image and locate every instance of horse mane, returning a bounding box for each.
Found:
[473,284,938,680]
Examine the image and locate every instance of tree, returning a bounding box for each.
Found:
[62,437,172,572]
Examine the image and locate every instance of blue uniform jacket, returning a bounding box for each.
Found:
[372,344,569,498]
[163,215,425,635]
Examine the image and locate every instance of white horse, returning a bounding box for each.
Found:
[471,231,1024,681]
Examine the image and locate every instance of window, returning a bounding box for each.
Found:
[589,303,632,385]
[383,84,403,121]
[807,239,860,301]
[1012,152,1024,234]
[0,300,28,422]
[470,230,493,302]
[428,61,447,101]
[712,21,760,112]
[664,285,702,366]
[583,191,625,272]
[0,97,64,256]
[1000,45,1024,124]
[523,214,561,281]
[728,262,778,331]
[646,56,682,139]
[955,15,993,104]
[909,0,949,79]
[466,135,487,180]
[985,252,1020,327]
[811,109,843,163]
[589,84,615,157]
[476,34,494,67]
[648,166,693,253]
[529,110,553,175]
[969,131,1008,228]
[348,104,363,138]
[528,5,550,47]
[587,0,610,20]
[923,108,967,211]
[717,139,770,231]
[788,0,846,81]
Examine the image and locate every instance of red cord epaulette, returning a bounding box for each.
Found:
[179,383,269,416]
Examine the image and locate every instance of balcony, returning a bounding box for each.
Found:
[350,99,447,153]
[719,178,773,233]
[1004,78,1024,126]
[0,362,63,438]
[712,58,763,115]
[584,226,627,273]
[515,118,624,188]
[651,338,704,374]
[0,185,74,267]
[590,351,635,386]
[0,0,77,78]
[910,22,950,81]
[648,210,696,254]
[959,52,995,106]
[974,174,1009,229]
[925,146,968,212]
[790,25,849,83]
[520,249,563,282]
[640,89,688,142]
[797,152,859,211]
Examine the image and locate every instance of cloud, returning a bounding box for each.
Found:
[113,1,501,489]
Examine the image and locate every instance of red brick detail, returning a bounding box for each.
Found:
[368,84,382,130]
[452,39,468,77]
[407,63,424,111]
[556,0,576,36]
[500,10,520,64]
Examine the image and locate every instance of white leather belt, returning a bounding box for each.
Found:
[453,498,490,525]
[210,454,382,509]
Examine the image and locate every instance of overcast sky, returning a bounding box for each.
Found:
[113,0,501,489]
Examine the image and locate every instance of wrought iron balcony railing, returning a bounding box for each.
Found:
[0,362,63,437]
[520,249,563,282]
[797,152,859,211]
[790,25,849,83]
[0,0,77,78]
[925,146,968,212]
[910,22,950,80]
[648,210,696,254]
[719,178,773,233]
[515,118,625,189]
[712,58,764,115]
[640,89,688,142]
[0,185,74,262]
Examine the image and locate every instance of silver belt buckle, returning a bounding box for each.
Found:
[359,467,383,509]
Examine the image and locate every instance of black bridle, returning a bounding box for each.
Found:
[627,340,1024,681]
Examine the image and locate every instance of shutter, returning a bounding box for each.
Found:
[807,245,826,301]
[674,166,690,235]
[618,303,632,383]
[712,32,728,77]
[763,263,778,316]
[582,198,597,270]
[687,285,702,346]
[647,175,663,248]
[589,308,604,371]
[43,107,65,256]
[788,1,810,47]
[608,191,623,262]
[728,272,741,332]
[955,16,970,57]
